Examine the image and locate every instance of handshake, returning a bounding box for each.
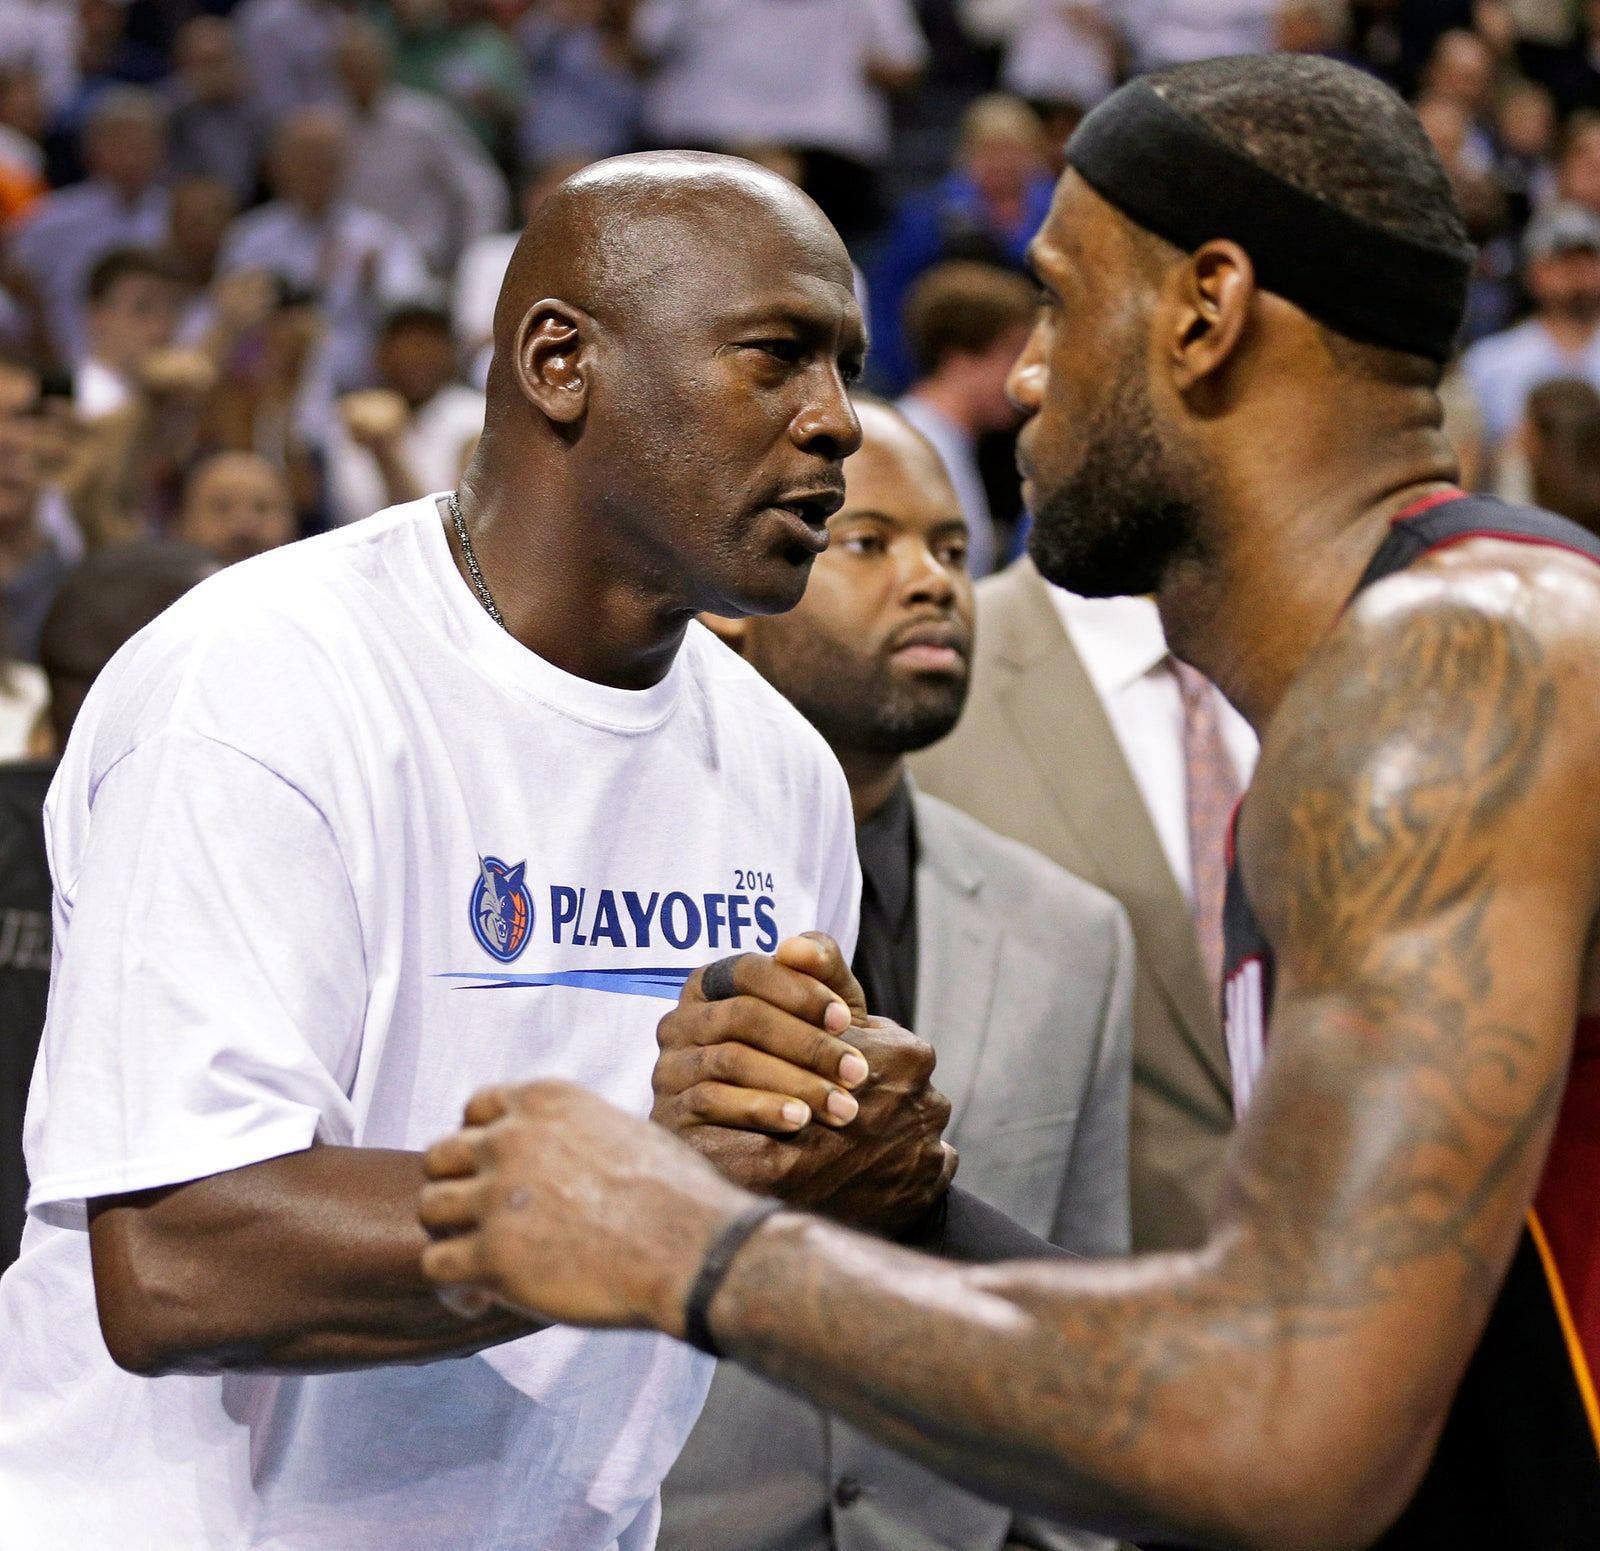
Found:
[418,934,956,1333]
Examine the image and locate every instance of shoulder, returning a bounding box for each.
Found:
[914,790,1128,948]
[1241,536,1600,928]
[71,507,429,775]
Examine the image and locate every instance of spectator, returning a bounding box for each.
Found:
[0,65,48,227]
[1418,27,1500,171]
[517,0,643,167]
[633,0,927,242]
[1120,0,1279,72]
[74,246,184,421]
[327,303,483,527]
[7,86,168,368]
[383,0,527,155]
[173,450,298,565]
[897,261,1035,580]
[44,0,169,185]
[1,540,217,1273]
[0,364,73,663]
[869,93,1054,392]
[0,0,78,122]
[164,16,270,207]
[1522,376,1600,534]
[453,155,593,388]
[218,106,430,393]
[1495,76,1560,230]
[1001,0,1119,118]
[166,175,243,337]
[1463,201,1600,447]
[333,19,510,279]
[233,0,353,126]
[1557,109,1600,216]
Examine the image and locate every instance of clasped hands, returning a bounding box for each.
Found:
[418,934,956,1331]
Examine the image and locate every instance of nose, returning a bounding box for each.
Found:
[1005,322,1047,415]
[901,539,958,608]
[790,369,864,462]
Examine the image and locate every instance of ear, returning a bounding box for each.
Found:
[510,298,594,425]
[700,613,752,655]
[1164,240,1256,393]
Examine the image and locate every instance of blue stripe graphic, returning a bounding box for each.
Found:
[436,966,693,1001]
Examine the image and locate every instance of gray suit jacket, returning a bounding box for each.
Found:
[911,560,1234,1252]
[658,789,1134,1551]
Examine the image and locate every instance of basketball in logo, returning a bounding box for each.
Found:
[470,856,533,962]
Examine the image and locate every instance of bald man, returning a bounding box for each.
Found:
[0,155,950,1549]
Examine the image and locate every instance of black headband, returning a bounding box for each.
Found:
[1064,79,1474,362]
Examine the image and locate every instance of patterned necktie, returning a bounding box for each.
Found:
[1172,658,1241,994]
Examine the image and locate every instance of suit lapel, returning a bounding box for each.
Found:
[909,795,1001,1137]
[992,566,1232,1096]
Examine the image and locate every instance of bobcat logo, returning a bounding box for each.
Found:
[470,856,532,963]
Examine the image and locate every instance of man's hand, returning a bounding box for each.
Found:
[421,1081,751,1338]
[340,388,409,449]
[652,934,957,1235]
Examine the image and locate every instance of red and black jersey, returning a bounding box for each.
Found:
[1220,491,1600,1548]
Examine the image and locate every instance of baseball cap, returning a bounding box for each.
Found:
[1523,202,1600,264]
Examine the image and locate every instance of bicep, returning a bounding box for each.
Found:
[1220,585,1596,1476]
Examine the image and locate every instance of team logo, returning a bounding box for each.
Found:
[470,856,533,962]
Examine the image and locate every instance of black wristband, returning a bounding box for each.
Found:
[683,1198,784,1356]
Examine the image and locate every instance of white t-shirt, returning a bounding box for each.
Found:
[0,496,860,1550]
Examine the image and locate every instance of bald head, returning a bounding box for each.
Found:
[489,152,853,377]
[461,149,866,625]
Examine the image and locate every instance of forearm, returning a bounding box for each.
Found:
[90,1146,534,1376]
[706,1212,1356,1551]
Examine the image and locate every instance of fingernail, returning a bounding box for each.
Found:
[838,1051,869,1086]
[826,1089,859,1123]
[824,1000,850,1033]
[781,1100,810,1129]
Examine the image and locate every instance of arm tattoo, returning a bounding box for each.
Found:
[709,599,1576,1542]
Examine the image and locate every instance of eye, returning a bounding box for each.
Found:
[842,531,887,556]
[938,539,969,570]
[839,356,864,385]
[746,339,803,366]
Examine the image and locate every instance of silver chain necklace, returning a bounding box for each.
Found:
[446,490,507,631]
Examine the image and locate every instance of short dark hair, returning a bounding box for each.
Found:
[903,261,1036,378]
[1146,54,1470,381]
[379,302,453,341]
[38,541,217,744]
[85,246,183,306]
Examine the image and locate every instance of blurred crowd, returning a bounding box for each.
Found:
[3,0,1600,759]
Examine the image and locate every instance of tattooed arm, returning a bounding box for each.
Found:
[418,559,1600,1551]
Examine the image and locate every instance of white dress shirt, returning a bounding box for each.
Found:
[1050,587,1257,905]
[633,0,927,164]
[343,88,510,276]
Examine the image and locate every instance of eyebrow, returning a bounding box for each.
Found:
[836,508,969,535]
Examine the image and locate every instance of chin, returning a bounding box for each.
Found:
[715,554,816,618]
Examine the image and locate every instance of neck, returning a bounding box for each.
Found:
[448,457,698,690]
[904,376,975,436]
[1156,399,1459,734]
[838,749,904,826]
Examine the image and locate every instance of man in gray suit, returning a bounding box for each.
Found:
[660,399,1133,1551]
[913,558,1237,1250]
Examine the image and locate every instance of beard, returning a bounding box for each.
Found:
[753,628,970,758]
[1026,357,1207,598]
